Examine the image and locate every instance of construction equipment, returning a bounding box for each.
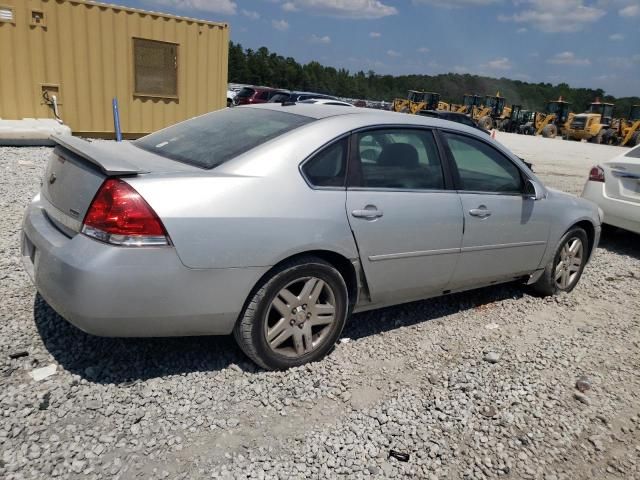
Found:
[618,105,640,147]
[516,111,537,135]
[475,93,510,130]
[565,100,617,144]
[449,94,482,114]
[533,98,574,138]
[498,104,522,132]
[392,90,442,114]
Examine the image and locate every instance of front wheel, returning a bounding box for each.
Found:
[529,227,588,296]
[234,257,348,370]
[542,124,557,138]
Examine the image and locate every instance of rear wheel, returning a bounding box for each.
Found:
[589,130,603,144]
[529,227,588,296]
[542,124,557,138]
[603,129,618,145]
[234,257,348,370]
[631,132,640,147]
[478,116,493,130]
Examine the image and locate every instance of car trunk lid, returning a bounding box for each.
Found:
[41,136,198,236]
[605,153,640,204]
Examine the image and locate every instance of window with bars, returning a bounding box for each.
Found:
[133,38,178,97]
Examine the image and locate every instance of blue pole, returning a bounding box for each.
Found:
[112,97,122,142]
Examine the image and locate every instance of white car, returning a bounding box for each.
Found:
[298,98,354,107]
[227,90,237,107]
[582,144,640,234]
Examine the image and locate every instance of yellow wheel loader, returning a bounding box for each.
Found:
[565,100,617,144]
[475,93,509,130]
[392,90,442,114]
[534,99,574,139]
[450,94,482,114]
[618,105,640,147]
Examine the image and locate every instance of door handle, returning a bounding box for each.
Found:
[352,207,383,219]
[469,207,492,218]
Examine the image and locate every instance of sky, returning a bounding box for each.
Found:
[121,0,639,97]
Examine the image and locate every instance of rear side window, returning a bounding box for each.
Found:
[135,108,313,169]
[302,139,348,187]
[351,129,445,190]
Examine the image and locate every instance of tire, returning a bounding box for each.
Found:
[233,256,348,370]
[602,129,618,145]
[528,227,589,296]
[631,132,640,147]
[542,124,557,138]
[478,116,493,130]
[227,99,233,108]
[589,130,603,144]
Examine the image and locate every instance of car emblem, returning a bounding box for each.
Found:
[49,173,56,185]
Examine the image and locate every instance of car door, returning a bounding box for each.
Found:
[346,127,464,305]
[440,131,551,290]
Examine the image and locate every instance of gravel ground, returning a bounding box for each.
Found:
[1,136,639,480]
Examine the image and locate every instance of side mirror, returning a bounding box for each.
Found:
[524,179,545,201]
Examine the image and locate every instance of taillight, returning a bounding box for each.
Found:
[588,166,605,182]
[82,179,170,246]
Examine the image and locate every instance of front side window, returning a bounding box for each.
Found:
[302,139,348,187]
[133,38,178,97]
[351,129,445,190]
[443,133,523,193]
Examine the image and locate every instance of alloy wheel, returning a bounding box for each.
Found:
[264,276,337,358]
[554,237,584,290]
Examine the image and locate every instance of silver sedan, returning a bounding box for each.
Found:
[21,104,601,369]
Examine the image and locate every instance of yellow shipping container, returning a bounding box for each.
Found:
[0,0,229,137]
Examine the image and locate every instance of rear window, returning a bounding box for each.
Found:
[625,146,640,158]
[134,108,314,169]
[236,87,255,98]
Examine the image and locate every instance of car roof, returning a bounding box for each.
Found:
[239,103,484,135]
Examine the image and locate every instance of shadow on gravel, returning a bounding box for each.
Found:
[35,283,525,383]
[33,294,248,384]
[344,283,524,341]
[597,226,640,260]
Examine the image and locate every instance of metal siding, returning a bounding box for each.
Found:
[0,0,228,136]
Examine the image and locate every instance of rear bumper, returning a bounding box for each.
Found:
[582,181,640,234]
[21,195,268,337]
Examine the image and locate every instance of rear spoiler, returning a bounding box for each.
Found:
[51,135,148,175]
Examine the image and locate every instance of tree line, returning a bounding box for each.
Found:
[228,42,639,117]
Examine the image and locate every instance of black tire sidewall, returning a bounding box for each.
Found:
[248,261,348,370]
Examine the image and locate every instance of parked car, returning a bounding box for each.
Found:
[269,91,338,103]
[582,143,640,234]
[226,90,237,107]
[418,109,490,135]
[234,86,288,105]
[299,99,354,107]
[22,104,601,370]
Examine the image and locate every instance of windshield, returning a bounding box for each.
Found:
[134,108,313,169]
